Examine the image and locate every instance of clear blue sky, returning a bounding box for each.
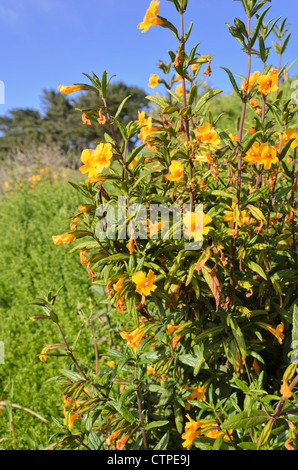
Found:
[0,0,297,117]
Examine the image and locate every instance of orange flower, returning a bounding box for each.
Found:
[194,122,220,147]
[120,328,144,352]
[280,379,292,400]
[250,98,258,108]
[243,142,261,166]
[279,128,298,149]
[182,414,204,448]
[98,108,106,125]
[175,83,183,96]
[184,211,212,241]
[4,181,10,188]
[129,156,138,169]
[114,277,124,292]
[167,160,184,182]
[266,322,285,344]
[132,270,157,296]
[223,202,250,228]
[39,345,50,362]
[167,324,183,348]
[258,143,278,170]
[116,434,130,450]
[137,1,163,33]
[229,133,238,143]
[148,74,159,88]
[257,70,279,95]
[248,128,256,135]
[137,115,158,145]
[126,238,135,254]
[106,430,121,446]
[52,233,76,245]
[183,385,206,410]
[82,113,91,126]
[80,249,88,265]
[79,143,113,179]
[241,71,261,93]
[58,84,83,95]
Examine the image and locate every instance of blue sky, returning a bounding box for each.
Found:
[0,0,297,117]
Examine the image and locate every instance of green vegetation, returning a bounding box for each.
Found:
[0,177,101,449]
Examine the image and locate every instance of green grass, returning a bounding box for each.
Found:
[0,177,98,448]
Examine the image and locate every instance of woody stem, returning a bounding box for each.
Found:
[180,12,193,213]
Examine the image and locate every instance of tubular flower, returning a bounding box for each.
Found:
[243,142,261,166]
[137,1,163,33]
[194,123,220,147]
[280,380,292,400]
[79,143,113,179]
[52,233,76,245]
[82,113,91,126]
[106,430,121,446]
[241,71,261,93]
[137,115,158,145]
[182,414,205,448]
[80,249,88,265]
[126,238,135,254]
[202,424,232,440]
[63,396,80,431]
[279,128,298,149]
[175,83,183,96]
[132,269,157,296]
[120,328,144,352]
[257,70,279,95]
[266,322,285,344]
[223,202,250,228]
[182,385,206,410]
[113,277,124,292]
[258,143,278,170]
[116,434,130,450]
[39,345,51,362]
[167,324,183,348]
[166,160,185,182]
[58,84,83,95]
[184,211,212,241]
[148,73,159,88]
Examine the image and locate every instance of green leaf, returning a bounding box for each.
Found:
[246,204,266,221]
[229,317,247,360]
[145,420,169,431]
[154,430,170,450]
[115,95,131,118]
[246,260,267,280]
[173,401,184,434]
[193,89,222,114]
[221,67,242,99]
[221,410,269,430]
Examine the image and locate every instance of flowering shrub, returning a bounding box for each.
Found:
[33,0,298,450]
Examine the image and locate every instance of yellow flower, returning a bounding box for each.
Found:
[182,414,204,448]
[279,128,298,149]
[79,143,113,179]
[182,385,206,410]
[184,211,212,241]
[129,156,138,169]
[223,202,250,228]
[280,379,292,400]
[106,361,115,368]
[167,324,183,348]
[114,277,124,292]
[132,269,157,296]
[257,70,279,95]
[4,181,10,188]
[243,142,261,166]
[229,133,238,143]
[52,233,76,245]
[137,1,163,33]
[258,143,278,170]
[266,322,285,344]
[202,424,232,440]
[58,84,83,95]
[250,98,258,108]
[148,74,159,88]
[191,64,199,72]
[194,122,220,147]
[38,345,51,362]
[120,328,144,352]
[166,160,184,182]
[137,115,158,145]
[241,71,261,92]
[175,83,183,96]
